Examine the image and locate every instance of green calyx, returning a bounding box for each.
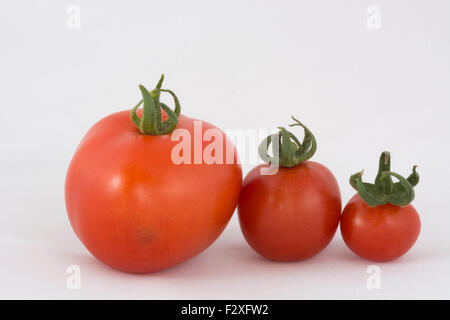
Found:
[258,116,317,168]
[350,151,419,207]
[130,74,181,135]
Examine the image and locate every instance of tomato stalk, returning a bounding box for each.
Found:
[258,116,317,167]
[350,151,419,207]
[130,74,181,135]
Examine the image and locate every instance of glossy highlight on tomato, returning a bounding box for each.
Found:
[65,76,242,273]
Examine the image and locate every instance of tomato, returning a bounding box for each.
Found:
[65,76,242,273]
[340,194,420,262]
[237,117,341,261]
[340,151,420,262]
[238,162,341,261]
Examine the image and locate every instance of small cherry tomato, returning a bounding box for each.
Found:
[340,151,420,262]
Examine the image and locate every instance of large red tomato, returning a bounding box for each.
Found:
[237,117,341,261]
[340,151,421,262]
[65,76,242,273]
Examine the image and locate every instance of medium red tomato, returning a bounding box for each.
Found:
[340,152,420,262]
[65,75,242,273]
[238,117,341,261]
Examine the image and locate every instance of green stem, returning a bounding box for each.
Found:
[350,151,419,207]
[130,74,180,135]
[258,116,317,168]
[376,151,393,194]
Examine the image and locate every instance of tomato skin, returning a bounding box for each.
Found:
[65,110,242,274]
[340,194,421,262]
[237,161,341,261]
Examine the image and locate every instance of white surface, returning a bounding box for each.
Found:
[0,0,449,299]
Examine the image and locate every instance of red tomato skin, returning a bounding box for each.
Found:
[65,110,242,274]
[340,194,421,262]
[237,161,342,261]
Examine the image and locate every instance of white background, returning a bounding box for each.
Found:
[0,0,449,299]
